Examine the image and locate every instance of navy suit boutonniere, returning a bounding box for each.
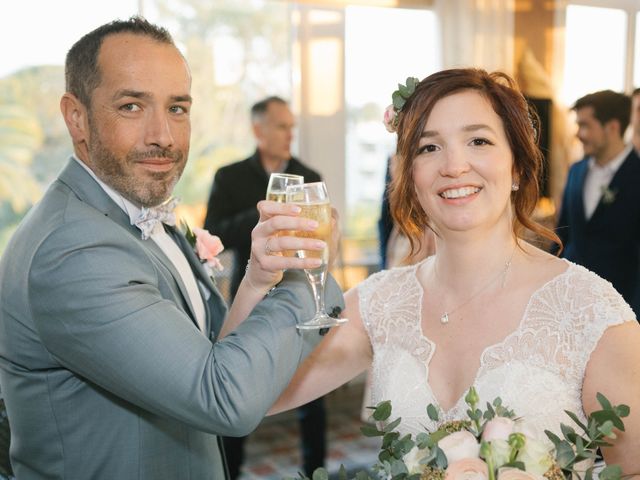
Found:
[600,186,618,205]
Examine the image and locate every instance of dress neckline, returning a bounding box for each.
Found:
[410,257,573,414]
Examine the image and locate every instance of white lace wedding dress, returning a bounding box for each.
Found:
[359,259,634,444]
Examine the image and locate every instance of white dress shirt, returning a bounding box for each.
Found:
[582,145,630,219]
[73,156,207,332]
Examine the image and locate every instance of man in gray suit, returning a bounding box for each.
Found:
[0,17,343,480]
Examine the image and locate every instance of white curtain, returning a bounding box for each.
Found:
[435,0,515,73]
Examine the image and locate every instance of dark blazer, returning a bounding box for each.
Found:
[0,158,343,480]
[204,150,321,297]
[555,148,640,313]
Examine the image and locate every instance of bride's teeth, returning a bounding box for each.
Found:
[441,187,480,199]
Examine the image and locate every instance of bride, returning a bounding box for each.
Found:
[269,68,640,469]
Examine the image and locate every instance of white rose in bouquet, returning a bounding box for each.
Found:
[516,436,554,475]
[439,430,480,463]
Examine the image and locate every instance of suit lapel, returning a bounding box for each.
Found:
[57,158,201,329]
[588,149,635,223]
[165,226,227,338]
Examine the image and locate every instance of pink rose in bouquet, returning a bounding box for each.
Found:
[497,467,542,480]
[445,458,489,480]
[482,417,515,442]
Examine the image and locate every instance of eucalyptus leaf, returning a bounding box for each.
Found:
[599,465,623,480]
[361,424,384,437]
[591,410,625,431]
[544,429,562,447]
[392,91,404,110]
[355,471,372,480]
[337,465,348,480]
[312,468,329,480]
[555,441,576,467]
[614,404,630,418]
[560,423,578,442]
[596,392,613,411]
[389,458,409,476]
[426,404,439,422]
[434,446,448,468]
[384,417,402,432]
[382,431,400,449]
[373,401,392,421]
[564,410,588,433]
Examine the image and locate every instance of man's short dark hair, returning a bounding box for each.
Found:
[250,96,288,123]
[65,16,175,108]
[632,87,640,98]
[573,90,631,136]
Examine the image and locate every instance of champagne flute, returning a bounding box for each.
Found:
[266,173,303,202]
[286,182,348,330]
[267,173,304,256]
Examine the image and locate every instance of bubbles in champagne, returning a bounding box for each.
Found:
[266,191,287,203]
[292,201,331,263]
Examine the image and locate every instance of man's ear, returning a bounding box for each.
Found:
[60,93,89,146]
[604,118,622,139]
[251,121,262,141]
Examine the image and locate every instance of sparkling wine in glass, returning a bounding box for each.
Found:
[267,173,304,256]
[266,173,303,202]
[286,182,348,330]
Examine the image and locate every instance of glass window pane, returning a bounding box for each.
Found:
[344,6,439,242]
[1,1,139,254]
[561,5,627,106]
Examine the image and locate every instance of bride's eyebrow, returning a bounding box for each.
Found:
[462,123,496,134]
[420,130,439,139]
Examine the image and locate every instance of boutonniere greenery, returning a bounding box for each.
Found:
[600,186,617,205]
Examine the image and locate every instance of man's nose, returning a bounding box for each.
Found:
[145,110,175,148]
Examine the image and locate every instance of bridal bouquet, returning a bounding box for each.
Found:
[295,388,630,480]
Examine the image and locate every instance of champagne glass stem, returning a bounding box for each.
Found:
[305,266,327,318]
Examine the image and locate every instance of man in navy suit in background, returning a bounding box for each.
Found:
[555,90,640,315]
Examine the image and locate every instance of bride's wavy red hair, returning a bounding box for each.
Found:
[389,67,561,255]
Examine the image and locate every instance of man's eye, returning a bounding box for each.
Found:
[120,103,140,112]
[170,105,188,115]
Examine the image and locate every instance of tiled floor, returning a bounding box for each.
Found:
[239,379,380,479]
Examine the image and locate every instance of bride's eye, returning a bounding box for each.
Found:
[418,144,439,154]
[470,137,493,146]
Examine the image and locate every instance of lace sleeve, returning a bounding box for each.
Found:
[565,265,636,380]
[357,269,389,341]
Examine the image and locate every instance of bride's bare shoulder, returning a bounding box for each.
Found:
[520,241,569,280]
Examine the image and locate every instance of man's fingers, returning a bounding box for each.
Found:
[257,200,301,219]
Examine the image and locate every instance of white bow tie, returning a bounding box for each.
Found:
[134,197,179,240]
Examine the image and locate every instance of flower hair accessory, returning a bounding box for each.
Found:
[383,76,420,133]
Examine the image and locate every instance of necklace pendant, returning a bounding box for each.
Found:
[440,312,449,324]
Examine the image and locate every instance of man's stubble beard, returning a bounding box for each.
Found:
[87,127,186,208]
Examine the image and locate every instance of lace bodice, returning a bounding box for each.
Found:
[359,260,634,443]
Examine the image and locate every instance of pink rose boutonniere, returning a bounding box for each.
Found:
[181,222,224,283]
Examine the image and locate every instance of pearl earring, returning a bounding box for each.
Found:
[511,182,519,191]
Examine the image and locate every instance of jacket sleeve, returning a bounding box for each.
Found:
[29,219,344,436]
[203,169,259,250]
[552,167,572,255]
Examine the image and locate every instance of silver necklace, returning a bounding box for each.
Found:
[439,248,516,325]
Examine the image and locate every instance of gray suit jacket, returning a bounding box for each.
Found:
[0,158,344,479]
